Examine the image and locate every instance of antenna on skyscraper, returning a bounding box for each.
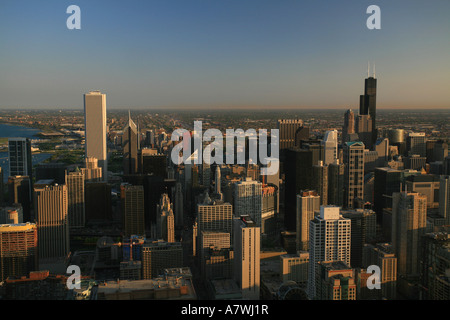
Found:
[373,62,376,78]
[367,61,370,78]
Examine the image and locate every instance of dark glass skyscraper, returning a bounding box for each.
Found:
[359,67,377,144]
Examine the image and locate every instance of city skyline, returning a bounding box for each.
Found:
[1,0,450,110]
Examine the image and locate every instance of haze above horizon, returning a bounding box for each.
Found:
[1,0,449,110]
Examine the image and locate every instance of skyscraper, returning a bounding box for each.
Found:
[391,191,427,277]
[156,193,175,243]
[8,176,32,222]
[308,206,351,299]
[342,109,355,143]
[123,111,139,175]
[312,161,328,206]
[0,222,38,282]
[343,141,365,209]
[355,114,373,149]
[141,240,183,279]
[359,66,377,144]
[8,138,32,179]
[81,156,102,182]
[407,132,426,157]
[197,194,233,234]
[34,183,69,260]
[277,119,303,151]
[322,130,338,165]
[121,184,145,237]
[65,169,85,228]
[439,176,450,225]
[327,160,345,207]
[233,215,260,300]
[84,90,107,180]
[233,178,262,227]
[296,190,320,251]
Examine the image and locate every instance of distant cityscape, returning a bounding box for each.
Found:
[0,71,449,302]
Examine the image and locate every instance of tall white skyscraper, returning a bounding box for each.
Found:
[84,91,107,180]
[308,206,351,299]
[234,215,260,300]
[234,178,262,227]
[322,130,338,165]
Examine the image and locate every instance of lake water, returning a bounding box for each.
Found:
[0,123,52,182]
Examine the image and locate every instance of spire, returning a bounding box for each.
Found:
[367,61,370,78]
[373,62,376,78]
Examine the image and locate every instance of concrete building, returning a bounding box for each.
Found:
[344,141,365,209]
[392,191,427,278]
[156,193,175,243]
[84,91,107,180]
[65,169,85,228]
[8,138,32,178]
[316,261,356,300]
[234,215,260,300]
[121,184,145,237]
[34,183,69,260]
[142,241,183,280]
[0,222,38,282]
[234,178,262,227]
[280,251,309,286]
[296,190,320,251]
[308,206,351,299]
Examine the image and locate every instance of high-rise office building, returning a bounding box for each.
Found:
[440,176,450,225]
[341,208,377,268]
[362,243,397,300]
[355,114,373,149]
[343,141,365,209]
[65,169,85,228]
[8,138,32,179]
[84,90,107,180]
[81,156,102,182]
[407,132,426,157]
[328,160,345,207]
[141,154,167,178]
[234,178,262,227]
[141,240,183,279]
[312,161,328,206]
[200,231,232,279]
[7,176,32,222]
[343,109,355,143]
[197,194,233,235]
[34,183,69,260]
[284,147,318,231]
[85,182,112,222]
[359,68,377,144]
[35,163,66,185]
[277,119,303,151]
[308,206,351,299]
[420,231,450,300]
[123,111,139,175]
[174,182,184,229]
[261,184,277,235]
[322,130,338,165]
[294,126,310,148]
[316,261,356,300]
[391,191,427,277]
[121,184,145,237]
[156,193,175,243]
[233,215,260,300]
[0,222,38,282]
[296,190,320,251]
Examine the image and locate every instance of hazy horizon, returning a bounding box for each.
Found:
[1,0,450,110]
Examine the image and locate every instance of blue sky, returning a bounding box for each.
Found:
[1,0,449,109]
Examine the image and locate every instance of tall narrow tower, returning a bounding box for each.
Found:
[359,65,377,144]
[84,91,107,180]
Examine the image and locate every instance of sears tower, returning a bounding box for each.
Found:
[359,63,377,144]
